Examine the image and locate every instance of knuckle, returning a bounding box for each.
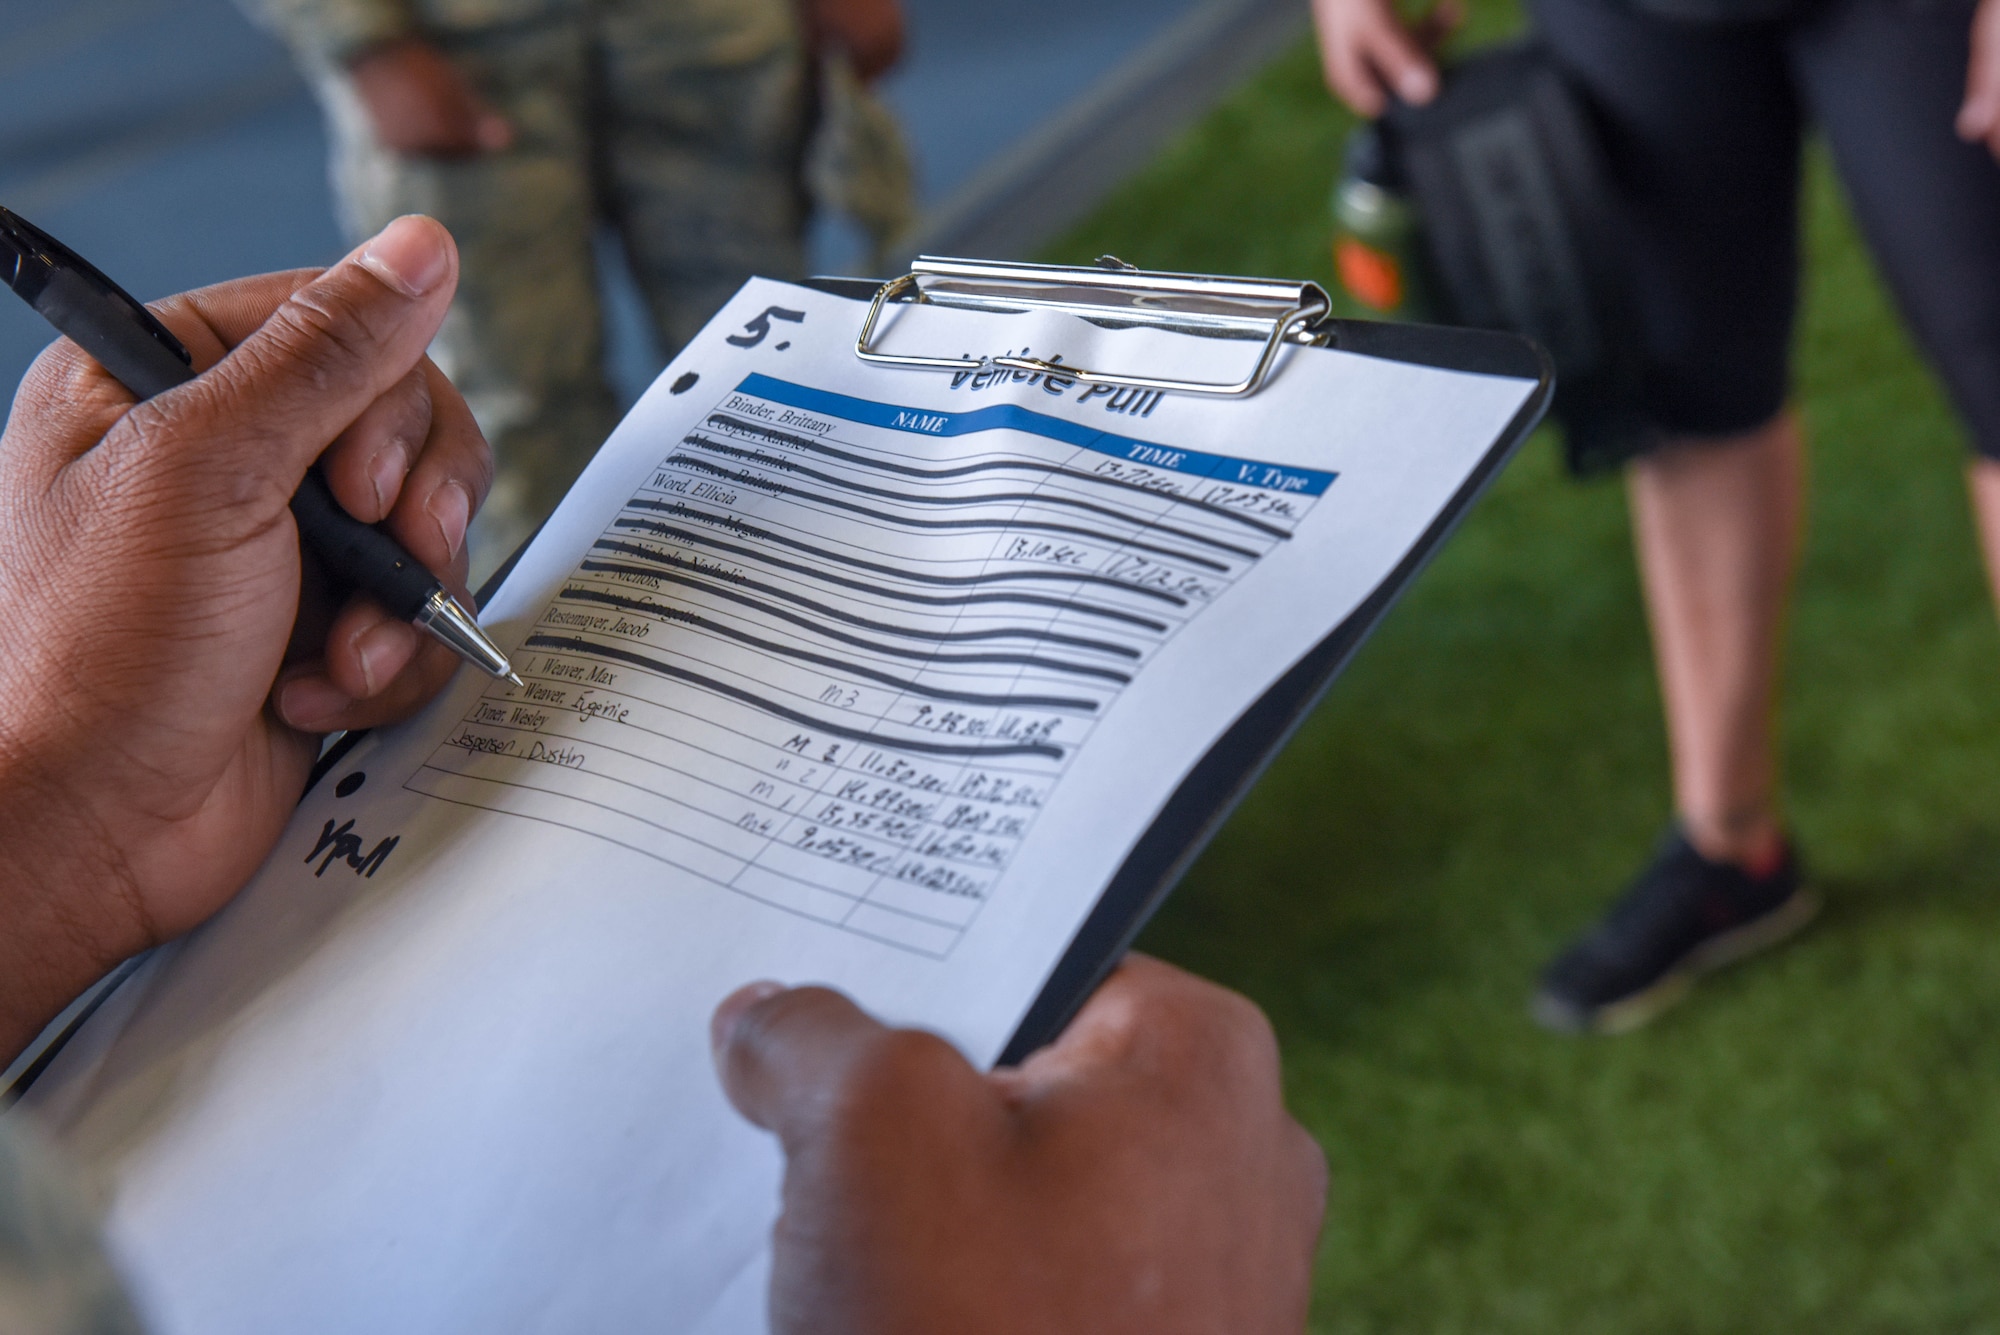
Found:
[1225,991,1283,1065]
[284,295,375,372]
[839,1027,959,1107]
[8,345,135,454]
[345,375,434,469]
[215,328,294,389]
[1292,1121,1330,1199]
[808,1028,966,1153]
[377,367,435,436]
[1289,1126,1332,1239]
[1144,978,1283,1089]
[1167,969,1274,1048]
[264,282,394,396]
[421,363,495,493]
[464,421,498,498]
[18,339,94,403]
[441,426,498,504]
[1205,979,1273,1039]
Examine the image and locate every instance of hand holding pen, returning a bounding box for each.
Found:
[0,207,519,696]
[0,212,514,731]
[0,217,515,1053]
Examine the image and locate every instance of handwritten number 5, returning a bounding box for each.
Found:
[727,306,807,349]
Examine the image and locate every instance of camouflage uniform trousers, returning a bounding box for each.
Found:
[312,4,812,577]
[0,1119,143,1335]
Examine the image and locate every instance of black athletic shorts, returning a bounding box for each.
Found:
[1528,0,2000,456]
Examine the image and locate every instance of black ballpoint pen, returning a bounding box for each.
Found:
[0,205,522,689]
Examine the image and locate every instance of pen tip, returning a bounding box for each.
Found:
[506,672,525,688]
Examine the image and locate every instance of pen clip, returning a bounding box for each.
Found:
[0,205,193,369]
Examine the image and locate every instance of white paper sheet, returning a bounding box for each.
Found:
[21,279,1536,1335]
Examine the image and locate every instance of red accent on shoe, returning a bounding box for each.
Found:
[1742,838,1787,882]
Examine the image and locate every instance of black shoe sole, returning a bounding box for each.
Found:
[1529,886,1822,1035]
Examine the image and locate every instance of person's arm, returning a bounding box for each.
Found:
[801,0,905,83]
[232,0,511,157]
[0,216,490,1062]
[710,954,1328,1335]
[1310,0,1459,117]
[1961,0,2000,160]
[345,39,516,157]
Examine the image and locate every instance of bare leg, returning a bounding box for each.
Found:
[1626,410,1804,869]
[1966,462,2000,613]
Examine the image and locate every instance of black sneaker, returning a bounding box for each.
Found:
[1531,826,1819,1034]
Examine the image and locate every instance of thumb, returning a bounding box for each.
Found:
[711,983,977,1153]
[711,984,889,1146]
[117,215,458,507]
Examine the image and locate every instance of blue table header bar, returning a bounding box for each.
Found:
[732,373,1335,498]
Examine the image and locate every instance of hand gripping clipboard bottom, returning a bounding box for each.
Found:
[3,270,1551,1105]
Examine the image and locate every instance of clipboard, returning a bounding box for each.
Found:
[2,256,1550,1103]
[820,257,1552,1063]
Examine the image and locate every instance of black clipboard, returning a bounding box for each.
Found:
[4,261,1549,1103]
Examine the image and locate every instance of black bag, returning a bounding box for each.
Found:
[1383,42,1652,474]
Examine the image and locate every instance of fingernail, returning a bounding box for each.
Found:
[356,620,418,695]
[279,676,353,732]
[1400,68,1438,102]
[367,442,409,516]
[359,216,450,298]
[427,480,471,561]
[710,981,787,1055]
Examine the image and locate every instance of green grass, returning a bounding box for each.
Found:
[1044,33,2000,1333]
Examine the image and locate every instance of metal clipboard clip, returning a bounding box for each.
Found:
[855,255,1334,399]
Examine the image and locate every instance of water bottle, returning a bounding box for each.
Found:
[1331,122,1431,321]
